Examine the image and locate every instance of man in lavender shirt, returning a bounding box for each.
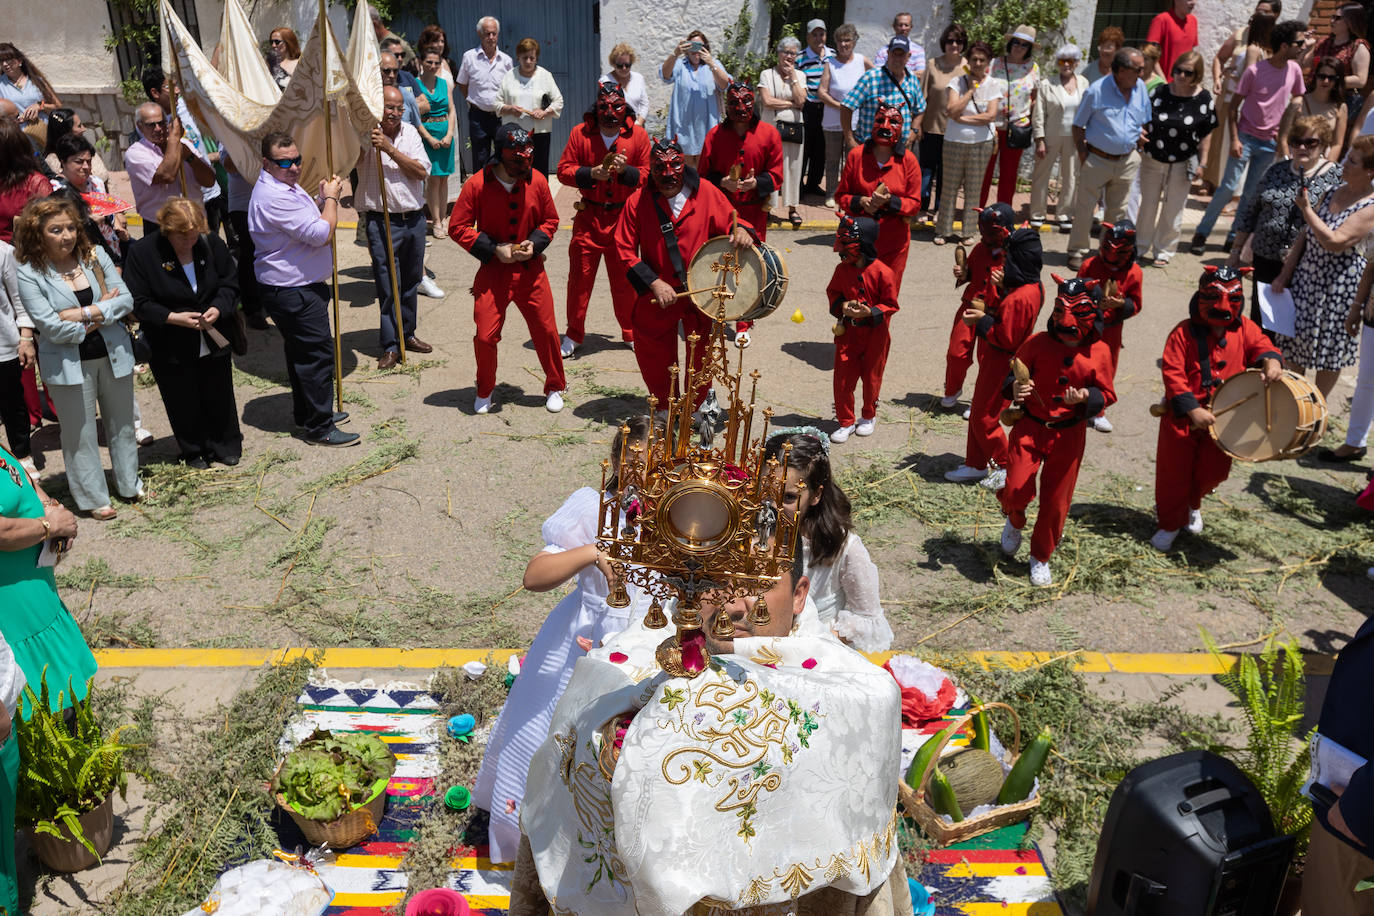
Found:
[247,131,358,447]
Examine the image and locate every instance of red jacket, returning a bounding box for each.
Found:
[827,258,899,328]
[1078,256,1143,349]
[1161,317,1282,416]
[958,241,1004,309]
[975,282,1044,355]
[700,120,783,229]
[614,171,754,293]
[556,120,651,244]
[835,144,920,258]
[1006,332,1117,425]
[449,165,559,267]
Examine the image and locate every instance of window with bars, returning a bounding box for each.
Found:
[1091,0,1162,49]
[106,0,201,86]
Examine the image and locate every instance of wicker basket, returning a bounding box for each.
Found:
[273,757,392,850]
[897,702,1041,845]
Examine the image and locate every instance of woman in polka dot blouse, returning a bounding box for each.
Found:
[1137,49,1219,266]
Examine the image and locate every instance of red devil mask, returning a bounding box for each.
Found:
[1099,220,1137,271]
[596,82,630,132]
[977,203,1015,249]
[1048,274,1102,345]
[835,216,865,264]
[495,124,534,178]
[1196,265,1249,330]
[726,81,756,123]
[650,138,686,190]
[871,103,903,146]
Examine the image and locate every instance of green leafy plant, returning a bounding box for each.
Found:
[272,729,395,822]
[1203,631,1315,855]
[947,0,1072,58]
[16,671,132,860]
[718,1,772,88]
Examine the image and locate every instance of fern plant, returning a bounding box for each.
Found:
[15,670,131,861]
[1203,631,1314,856]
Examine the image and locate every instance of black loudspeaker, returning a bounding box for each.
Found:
[1086,750,1295,916]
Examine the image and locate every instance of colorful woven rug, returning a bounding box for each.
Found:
[278,684,1059,915]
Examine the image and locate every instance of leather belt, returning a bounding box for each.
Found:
[1021,412,1083,430]
[574,199,626,211]
[364,209,422,221]
[1086,144,1130,162]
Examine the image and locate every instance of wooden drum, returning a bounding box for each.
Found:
[1209,369,1328,462]
[686,236,789,323]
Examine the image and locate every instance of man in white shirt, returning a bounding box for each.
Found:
[356,88,433,370]
[456,16,513,173]
[874,11,927,79]
[142,67,225,236]
[122,102,215,235]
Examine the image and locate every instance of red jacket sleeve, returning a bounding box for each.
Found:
[448,172,494,263]
[752,124,784,203]
[613,188,655,292]
[835,146,865,215]
[529,174,560,255]
[555,126,589,188]
[870,261,899,319]
[1081,340,1118,418]
[881,152,920,219]
[1161,321,1201,413]
[979,283,1043,352]
[1239,317,1283,366]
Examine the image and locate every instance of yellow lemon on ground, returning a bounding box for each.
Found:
[791,309,805,323]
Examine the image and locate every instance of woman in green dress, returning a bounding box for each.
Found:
[418,45,456,238]
[0,442,96,717]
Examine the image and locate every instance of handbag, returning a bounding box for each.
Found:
[89,257,153,364]
[1003,60,1032,149]
[777,119,804,144]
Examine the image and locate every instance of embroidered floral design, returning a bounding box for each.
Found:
[660,686,686,711]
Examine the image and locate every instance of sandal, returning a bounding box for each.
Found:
[1153,257,1170,268]
[89,506,118,521]
[788,211,803,229]
[932,236,948,246]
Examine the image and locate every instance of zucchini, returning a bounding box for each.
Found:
[997,727,1052,805]
[969,699,990,752]
[904,719,962,791]
[930,768,964,822]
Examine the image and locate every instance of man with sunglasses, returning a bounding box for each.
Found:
[1147,0,1199,80]
[122,102,216,237]
[247,131,357,447]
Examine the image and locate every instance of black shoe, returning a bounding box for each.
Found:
[1317,446,1367,463]
[1188,234,1207,256]
[184,455,210,469]
[294,411,349,430]
[1222,236,1235,253]
[244,311,270,330]
[215,454,241,467]
[308,428,360,447]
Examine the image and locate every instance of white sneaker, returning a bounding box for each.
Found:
[560,335,577,358]
[855,418,875,437]
[1187,509,1204,535]
[1030,558,1052,587]
[1150,528,1179,552]
[940,391,961,409]
[546,390,565,413]
[979,467,1007,491]
[831,423,855,443]
[475,394,494,414]
[1000,520,1022,556]
[135,425,154,446]
[944,464,987,483]
[962,407,971,420]
[1091,414,1113,433]
[735,331,751,348]
[417,275,445,298]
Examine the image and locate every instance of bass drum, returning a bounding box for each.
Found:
[1209,369,1328,462]
[686,236,789,323]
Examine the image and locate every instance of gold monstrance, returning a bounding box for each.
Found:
[596,247,800,679]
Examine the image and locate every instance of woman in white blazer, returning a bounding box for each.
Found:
[13,196,140,519]
[1029,44,1089,229]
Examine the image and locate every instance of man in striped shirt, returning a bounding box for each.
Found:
[798,19,833,197]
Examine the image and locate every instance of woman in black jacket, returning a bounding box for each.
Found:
[123,197,243,468]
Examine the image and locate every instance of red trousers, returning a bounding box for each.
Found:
[1001,419,1086,561]
[1155,416,1232,532]
[833,322,891,425]
[965,348,1012,470]
[565,222,636,345]
[472,262,566,398]
[944,308,977,398]
[20,363,53,425]
[980,130,1025,208]
[631,297,713,406]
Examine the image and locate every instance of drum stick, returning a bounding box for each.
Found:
[1264,383,1272,433]
[1212,391,1260,418]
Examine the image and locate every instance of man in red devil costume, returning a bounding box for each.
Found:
[1153,265,1282,551]
[835,102,920,295]
[613,137,756,406]
[999,275,1117,587]
[945,227,1045,489]
[827,215,899,443]
[944,203,1013,412]
[555,82,651,357]
[700,81,783,346]
[449,123,566,414]
[1076,219,1143,433]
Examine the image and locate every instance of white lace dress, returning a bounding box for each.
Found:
[473,486,644,862]
[803,532,894,652]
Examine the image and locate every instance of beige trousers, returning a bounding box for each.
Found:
[1068,150,1140,257]
[1302,819,1374,916]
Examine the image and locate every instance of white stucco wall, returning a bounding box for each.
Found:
[599,0,770,130]
[843,0,955,65]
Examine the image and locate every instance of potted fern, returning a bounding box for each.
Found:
[1203,631,1313,914]
[16,672,130,872]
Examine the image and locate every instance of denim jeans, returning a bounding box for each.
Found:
[1194,131,1276,241]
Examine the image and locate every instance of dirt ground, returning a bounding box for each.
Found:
[25,181,1373,657]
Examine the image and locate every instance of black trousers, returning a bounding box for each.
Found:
[919,132,945,212]
[227,210,263,315]
[260,282,336,437]
[801,100,826,191]
[0,358,31,459]
[203,195,226,238]
[533,132,552,176]
[150,351,242,461]
[365,210,425,352]
[469,107,501,173]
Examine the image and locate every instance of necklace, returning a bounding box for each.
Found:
[56,263,83,281]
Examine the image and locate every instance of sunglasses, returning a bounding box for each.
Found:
[140,119,166,129]
[1172,66,1196,77]
[271,155,303,168]
[1317,72,1338,81]
[614,61,632,68]
[944,39,966,46]
[1291,137,1322,149]
[1009,39,1031,47]
[270,38,285,45]
[381,67,399,74]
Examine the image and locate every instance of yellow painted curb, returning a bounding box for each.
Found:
[88,647,1337,676]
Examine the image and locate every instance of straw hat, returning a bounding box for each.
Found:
[1004,25,1039,47]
